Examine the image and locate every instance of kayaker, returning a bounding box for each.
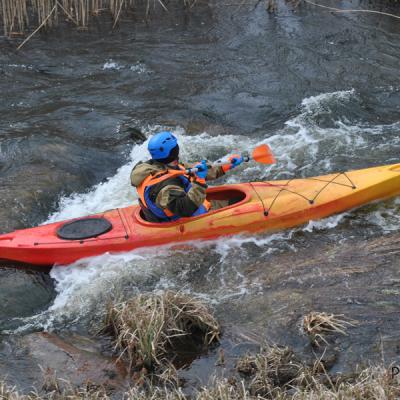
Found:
[131,131,243,222]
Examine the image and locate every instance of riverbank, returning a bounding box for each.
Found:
[0,0,197,37]
[2,291,399,399]
[2,364,399,399]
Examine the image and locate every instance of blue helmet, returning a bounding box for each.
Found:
[148,131,178,161]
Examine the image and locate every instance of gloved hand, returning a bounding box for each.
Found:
[222,154,244,173]
[194,160,208,182]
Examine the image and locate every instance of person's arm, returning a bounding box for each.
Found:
[206,164,225,181]
[182,161,224,181]
[184,155,243,182]
[155,181,207,218]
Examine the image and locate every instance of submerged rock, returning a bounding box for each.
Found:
[20,332,128,389]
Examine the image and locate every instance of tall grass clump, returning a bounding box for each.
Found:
[0,0,199,37]
[236,344,303,397]
[101,290,220,371]
[302,311,356,347]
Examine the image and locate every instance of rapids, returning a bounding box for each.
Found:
[1,0,400,389]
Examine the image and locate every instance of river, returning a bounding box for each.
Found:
[0,0,400,390]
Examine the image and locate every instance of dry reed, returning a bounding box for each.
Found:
[101,290,220,371]
[0,0,198,37]
[2,363,400,399]
[302,311,356,347]
[0,379,110,400]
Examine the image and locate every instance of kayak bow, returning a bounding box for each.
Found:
[1,163,400,267]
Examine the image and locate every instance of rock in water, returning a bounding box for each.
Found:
[20,332,128,389]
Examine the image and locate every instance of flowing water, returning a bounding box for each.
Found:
[1,0,400,389]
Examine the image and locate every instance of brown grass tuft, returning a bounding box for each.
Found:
[0,380,21,400]
[290,365,400,399]
[2,363,400,399]
[236,344,303,397]
[302,312,356,347]
[102,290,220,371]
[196,378,248,400]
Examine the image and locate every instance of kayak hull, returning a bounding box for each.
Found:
[1,163,400,267]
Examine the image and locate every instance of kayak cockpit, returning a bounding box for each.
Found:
[135,186,250,225]
[206,187,247,205]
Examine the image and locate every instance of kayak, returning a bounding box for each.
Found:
[1,163,400,267]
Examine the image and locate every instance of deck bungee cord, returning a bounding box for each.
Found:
[259,171,358,216]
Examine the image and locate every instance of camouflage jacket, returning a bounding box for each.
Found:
[130,159,225,220]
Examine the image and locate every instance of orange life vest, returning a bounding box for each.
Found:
[137,165,211,221]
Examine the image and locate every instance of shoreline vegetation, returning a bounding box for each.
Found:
[2,291,400,399]
[1,365,400,399]
[2,1,400,42]
[0,0,199,37]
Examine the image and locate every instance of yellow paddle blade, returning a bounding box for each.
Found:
[252,144,276,164]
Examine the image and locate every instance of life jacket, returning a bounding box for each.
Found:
[137,164,211,222]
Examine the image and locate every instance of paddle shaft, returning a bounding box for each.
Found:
[186,155,251,174]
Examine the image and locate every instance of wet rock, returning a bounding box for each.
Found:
[0,269,54,331]
[0,163,84,232]
[118,123,147,143]
[0,134,126,232]
[181,120,231,136]
[20,332,128,389]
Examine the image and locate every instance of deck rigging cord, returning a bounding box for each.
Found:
[257,171,357,215]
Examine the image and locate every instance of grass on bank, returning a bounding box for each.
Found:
[0,0,198,37]
[2,364,400,399]
[101,290,220,371]
[2,291,398,399]
[3,0,400,49]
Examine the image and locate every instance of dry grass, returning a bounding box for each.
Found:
[101,290,220,371]
[196,378,250,400]
[2,364,400,399]
[0,0,199,37]
[302,312,356,347]
[289,365,400,400]
[236,344,303,397]
[124,386,187,400]
[0,380,20,400]
[235,346,400,399]
[0,379,110,399]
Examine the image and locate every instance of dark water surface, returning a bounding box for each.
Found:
[1,0,400,390]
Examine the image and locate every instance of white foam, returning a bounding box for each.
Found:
[46,142,146,222]
[102,60,149,73]
[7,63,33,70]
[102,60,123,70]
[364,197,400,233]
[303,213,348,233]
[300,89,355,115]
[129,63,148,74]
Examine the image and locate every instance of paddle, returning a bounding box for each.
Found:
[186,144,276,174]
[249,144,276,165]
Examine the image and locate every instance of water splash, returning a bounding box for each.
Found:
[102,60,123,70]
[303,213,349,233]
[102,59,149,74]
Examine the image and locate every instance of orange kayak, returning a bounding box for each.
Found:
[1,163,400,267]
